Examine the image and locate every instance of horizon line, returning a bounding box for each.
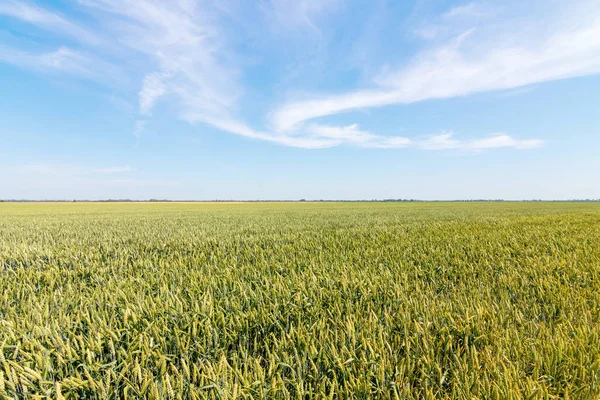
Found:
[1,199,600,203]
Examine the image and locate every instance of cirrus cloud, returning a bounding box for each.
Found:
[2,0,599,150]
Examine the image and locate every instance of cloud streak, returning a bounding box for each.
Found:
[0,0,98,43]
[0,45,126,85]
[82,0,241,125]
[420,133,542,151]
[262,0,341,35]
[2,1,598,150]
[139,72,169,115]
[269,17,600,133]
[442,2,490,19]
[133,120,146,139]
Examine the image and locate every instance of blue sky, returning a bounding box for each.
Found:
[1,0,599,200]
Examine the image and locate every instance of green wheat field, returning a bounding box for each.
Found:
[1,202,599,399]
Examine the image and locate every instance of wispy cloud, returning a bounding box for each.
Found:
[2,1,598,150]
[0,0,98,43]
[82,0,241,125]
[269,17,600,133]
[420,133,542,151]
[139,72,169,115]
[419,133,460,150]
[442,2,491,19]
[198,120,541,150]
[465,135,542,150]
[0,45,125,85]
[413,2,493,40]
[133,120,146,139]
[307,124,413,149]
[261,0,341,35]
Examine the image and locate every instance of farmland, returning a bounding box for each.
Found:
[0,202,599,399]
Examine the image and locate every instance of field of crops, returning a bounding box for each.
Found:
[0,202,599,399]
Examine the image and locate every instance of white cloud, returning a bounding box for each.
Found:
[420,133,543,151]
[0,45,125,85]
[442,2,491,19]
[0,0,98,43]
[200,118,341,149]
[413,2,492,41]
[39,47,101,76]
[139,73,168,115]
[466,135,543,150]
[269,16,600,133]
[197,119,540,150]
[262,0,341,35]
[309,123,377,143]
[420,133,460,150]
[83,0,240,125]
[3,1,594,151]
[1,0,240,124]
[308,124,413,148]
[133,120,146,139]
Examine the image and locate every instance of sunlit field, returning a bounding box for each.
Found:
[1,202,599,399]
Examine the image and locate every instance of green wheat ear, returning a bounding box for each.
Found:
[0,201,599,398]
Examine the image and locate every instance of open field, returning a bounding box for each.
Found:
[1,202,599,399]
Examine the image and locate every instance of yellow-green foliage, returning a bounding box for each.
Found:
[0,202,599,399]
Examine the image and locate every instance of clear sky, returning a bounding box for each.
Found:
[1,0,599,200]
